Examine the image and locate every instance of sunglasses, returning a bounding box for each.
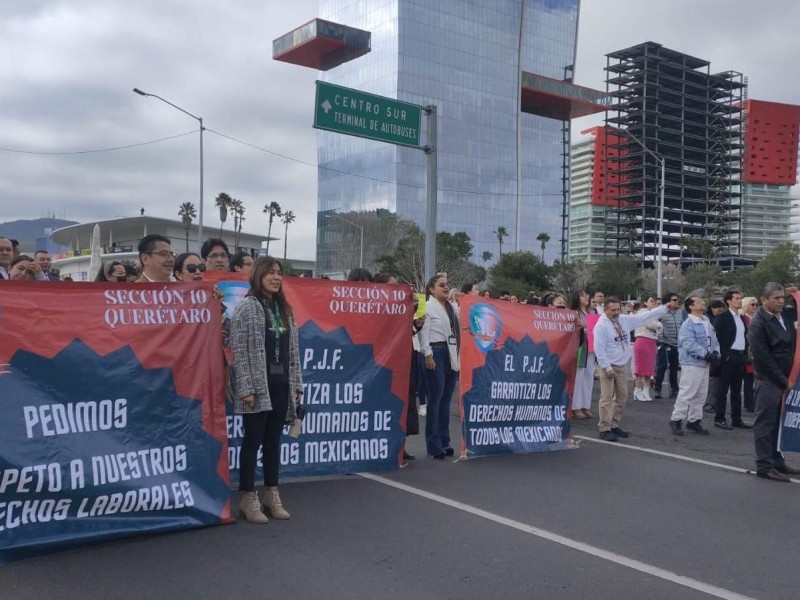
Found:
[184,264,207,274]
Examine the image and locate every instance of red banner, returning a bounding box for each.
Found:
[459,295,580,456]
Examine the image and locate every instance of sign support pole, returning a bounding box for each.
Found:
[423,105,438,283]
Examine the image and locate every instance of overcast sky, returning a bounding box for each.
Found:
[1,0,798,260]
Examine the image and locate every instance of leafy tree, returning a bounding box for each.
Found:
[327,211,407,276]
[682,263,723,298]
[281,210,296,260]
[229,198,245,249]
[488,251,550,298]
[550,259,593,295]
[177,201,196,252]
[740,242,800,296]
[536,232,550,262]
[494,226,509,257]
[591,256,641,299]
[263,201,282,256]
[215,192,233,238]
[376,224,485,291]
[481,250,493,263]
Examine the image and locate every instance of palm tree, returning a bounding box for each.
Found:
[536,232,550,262]
[494,226,509,257]
[215,192,233,238]
[481,250,493,263]
[229,198,245,249]
[177,202,197,252]
[281,210,295,260]
[263,201,282,256]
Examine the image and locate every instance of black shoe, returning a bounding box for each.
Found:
[653,388,662,399]
[714,420,733,430]
[610,427,629,439]
[430,452,446,460]
[403,451,416,461]
[731,421,753,429]
[756,468,791,482]
[599,430,618,442]
[775,464,800,475]
[444,447,455,457]
[669,420,684,436]
[686,421,709,435]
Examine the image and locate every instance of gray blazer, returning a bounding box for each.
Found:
[231,296,303,418]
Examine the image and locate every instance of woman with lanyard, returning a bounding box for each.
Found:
[418,273,460,459]
[231,257,303,523]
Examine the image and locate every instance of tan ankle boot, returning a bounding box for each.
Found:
[264,487,290,520]
[239,491,268,524]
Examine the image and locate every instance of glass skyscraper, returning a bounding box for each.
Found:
[314,0,582,271]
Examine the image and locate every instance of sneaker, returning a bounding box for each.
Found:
[599,430,618,442]
[686,420,709,435]
[418,404,427,417]
[669,420,684,436]
[610,427,629,438]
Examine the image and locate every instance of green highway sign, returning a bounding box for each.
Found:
[314,81,422,148]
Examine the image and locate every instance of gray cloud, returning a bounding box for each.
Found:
[2,0,798,259]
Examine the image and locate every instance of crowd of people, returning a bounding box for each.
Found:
[3,230,799,530]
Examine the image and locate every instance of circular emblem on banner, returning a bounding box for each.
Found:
[469,303,502,352]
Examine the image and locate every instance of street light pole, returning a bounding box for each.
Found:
[326,214,364,269]
[133,88,204,249]
[615,128,666,298]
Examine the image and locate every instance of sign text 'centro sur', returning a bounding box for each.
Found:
[314,81,422,147]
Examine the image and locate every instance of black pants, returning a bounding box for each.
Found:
[655,344,679,396]
[239,384,289,491]
[715,353,746,423]
[753,379,786,470]
[743,371,755,412]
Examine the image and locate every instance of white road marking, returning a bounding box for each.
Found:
[360,472,755,600]
[573,435,799,483]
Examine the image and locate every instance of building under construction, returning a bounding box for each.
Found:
[604,42,745,264]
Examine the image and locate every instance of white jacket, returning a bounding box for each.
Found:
[595,305,669,371]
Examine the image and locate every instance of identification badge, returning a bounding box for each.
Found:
[448,335,457,346]
[269,363,286,376]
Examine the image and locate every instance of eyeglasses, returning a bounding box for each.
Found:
[147,251,175,259]
[184,263,207,274]
[207,252,229,259]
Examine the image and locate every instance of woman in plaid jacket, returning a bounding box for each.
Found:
[231,257,303,524]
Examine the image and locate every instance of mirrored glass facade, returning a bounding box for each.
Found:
[317,0,580,271]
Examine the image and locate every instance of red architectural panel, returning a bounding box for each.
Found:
[742,99,800,185]
[582,127,626,207]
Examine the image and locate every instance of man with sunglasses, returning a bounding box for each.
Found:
[654,292,685,400]
[201,238,231,272]
[136,234,176,282]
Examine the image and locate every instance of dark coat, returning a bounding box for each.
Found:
[714,309,748,360]
[747,307,796,390]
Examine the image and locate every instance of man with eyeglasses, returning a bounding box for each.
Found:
[654,292,685,400]
[201,238,231,272]
[136,234,175,282]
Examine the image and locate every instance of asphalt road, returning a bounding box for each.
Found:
[3,383,800,600]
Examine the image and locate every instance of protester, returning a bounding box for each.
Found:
[633,296,662,402]
[0,237,14,280]
[591,290,605,313]
[568,290,593,419]
[8,255,37,280]
[418,273,460,458]
[33,250,58,280]
[481,290,492,299]
[448,287,461,305]
[136,234,175,282]
[348,268,373,282]
[654,292,684,400]
[10,239,20,258]
[173,253,207,282]
[713,290,752,430]
[231,257,303,520]
[545,293,566,308]
[201,238,231,272]
[230,251,254,274]
[669,296,719,436]
[461,282,479,296]
[593,296,669,441]
[96,261,127,282]
[748,282,800,482]
[740,296,758,412]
